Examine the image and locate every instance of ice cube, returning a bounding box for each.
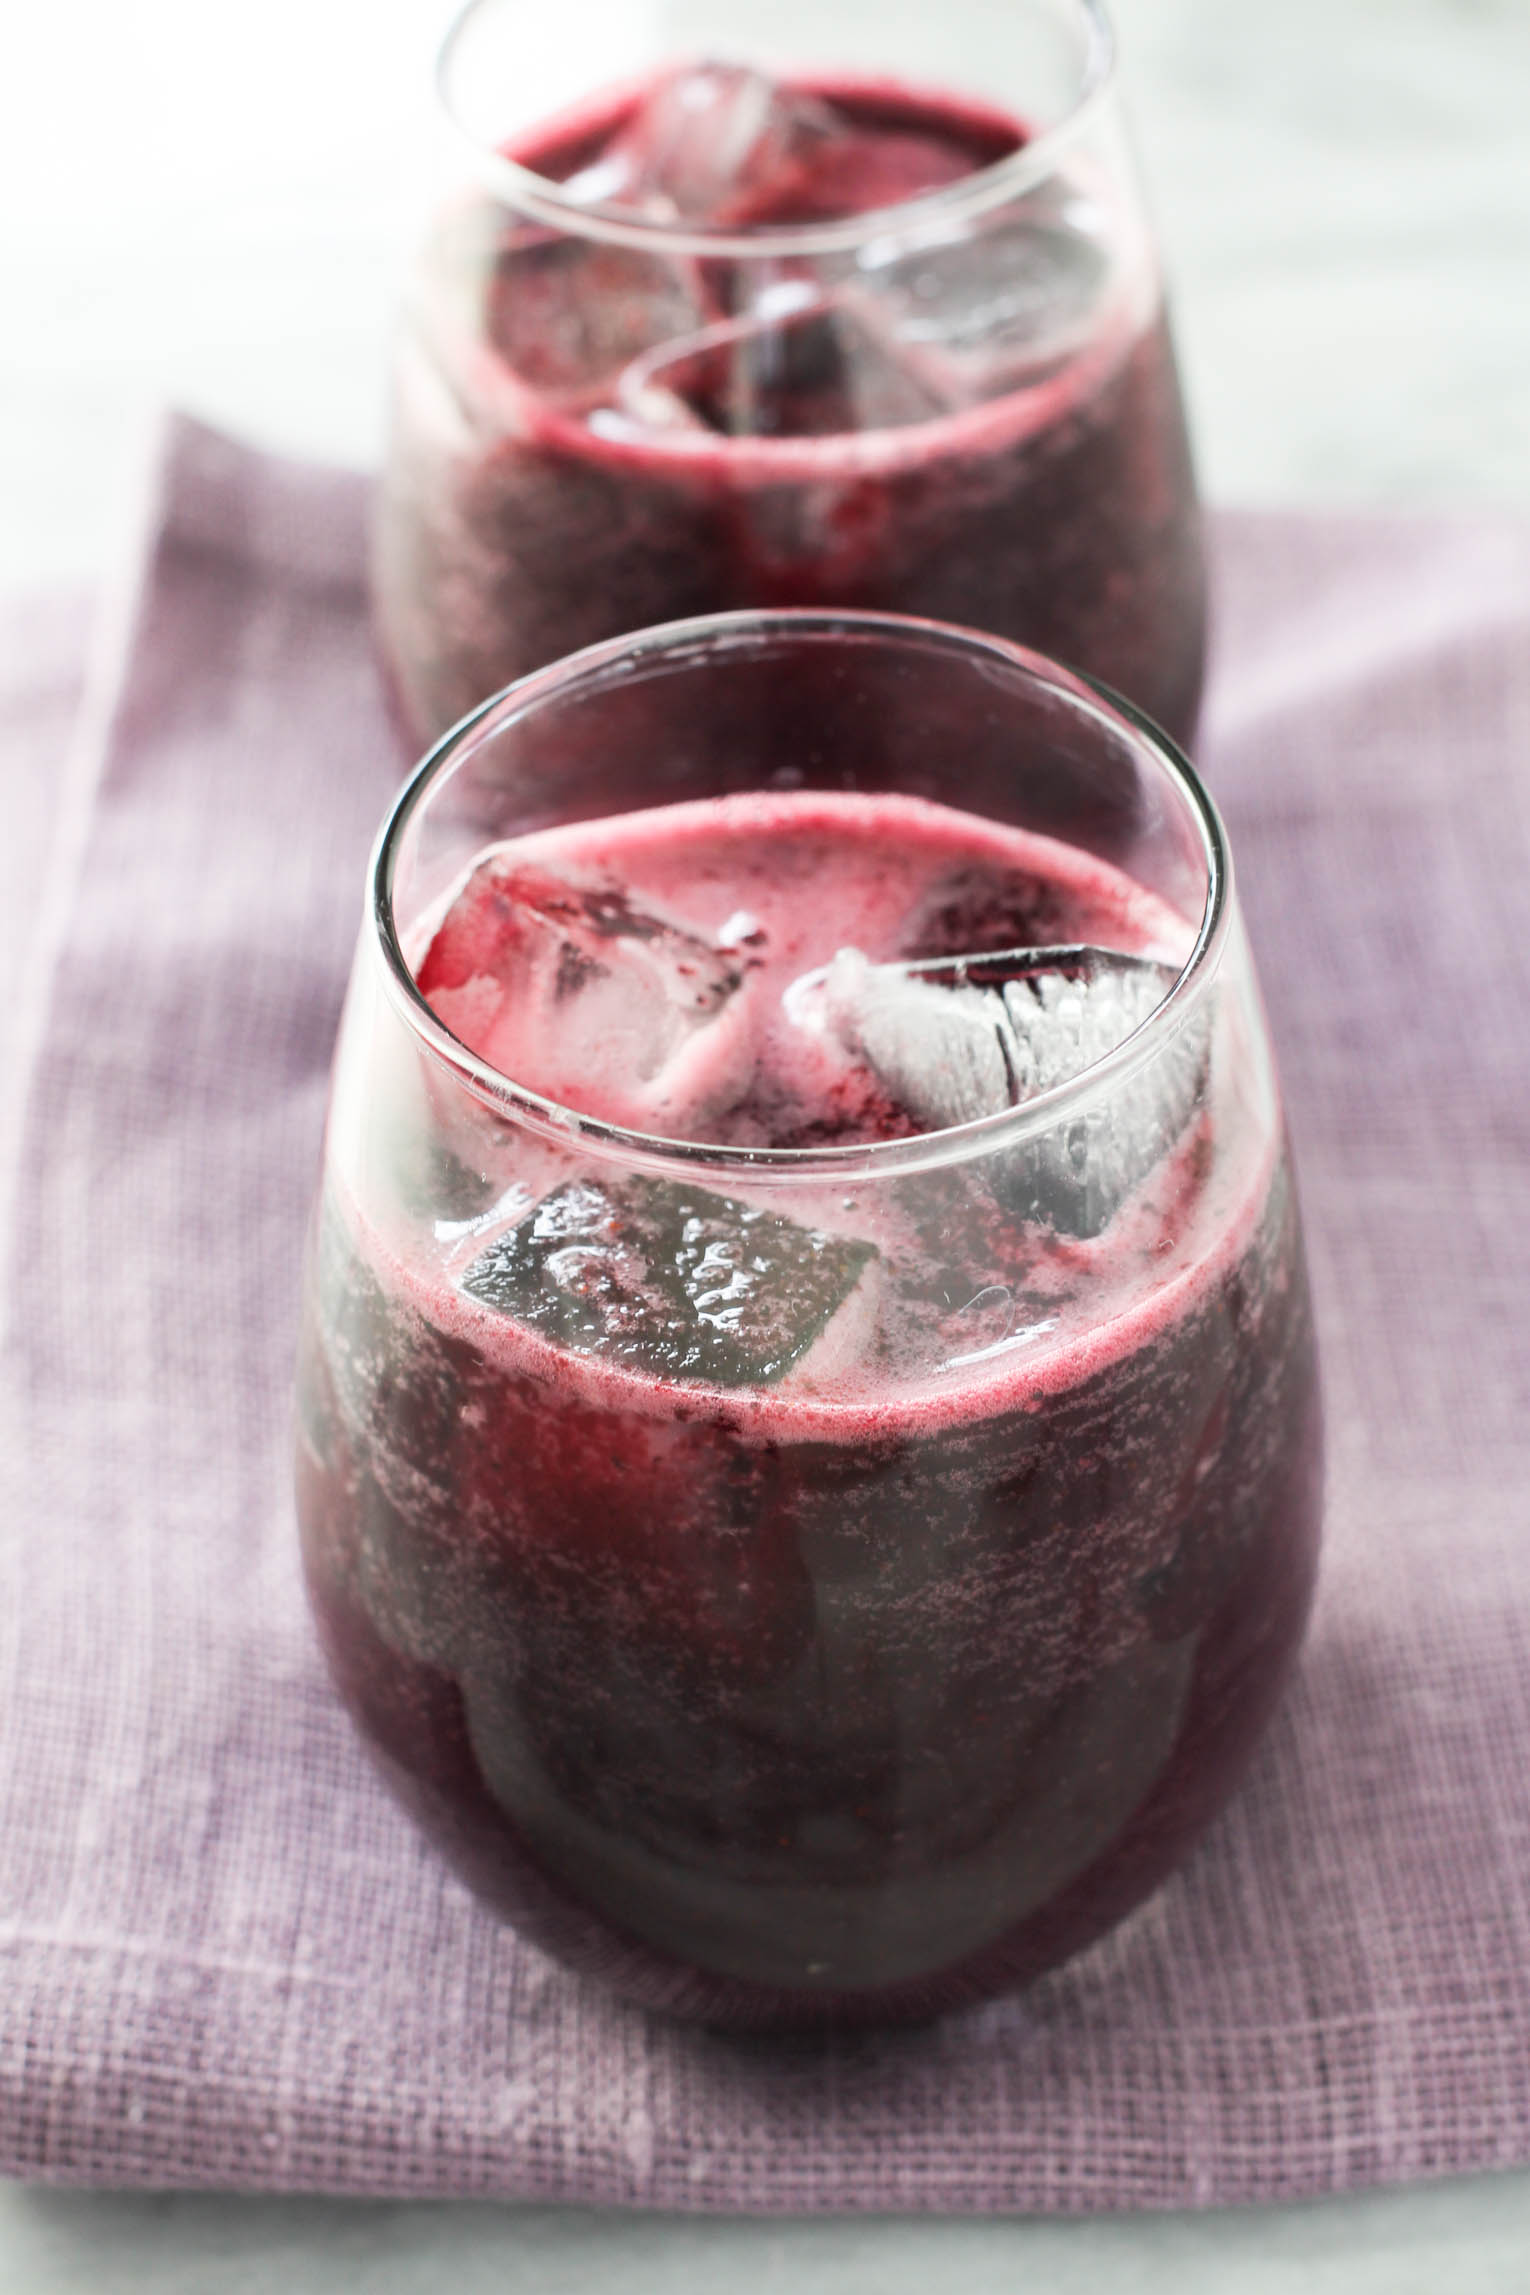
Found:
[788,945,1208,1237]
[562,63,838,225]
[996,963,1209,1236]
[1001,962,1171,1101]
[568,63,986,231]
[818,947,1010,1130]
[461,1175,877,1387]
[619,295,948,438]
[415,856,758,1134]
[854,203,1111,405]
[618,206,1110,442]
[486,228,703,398]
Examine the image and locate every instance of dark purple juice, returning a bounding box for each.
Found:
[374,70,1206,750]
[295,792,1320,2027]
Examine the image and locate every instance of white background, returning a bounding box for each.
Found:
[1,0,1529,2283]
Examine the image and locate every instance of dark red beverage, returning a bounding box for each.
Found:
[375,54,1205,749]
[296,771,1320,2028]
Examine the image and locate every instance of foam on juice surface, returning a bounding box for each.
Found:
[410,789,1190,1134]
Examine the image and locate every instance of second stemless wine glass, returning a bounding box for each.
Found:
[296,611,1321,2030]
[374,0,1206,751]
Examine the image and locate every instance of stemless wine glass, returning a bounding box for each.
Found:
[295,611,1320,2031]
[373,0,1206,752]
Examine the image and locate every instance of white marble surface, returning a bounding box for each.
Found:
[2,0,1529,2282]
[3,2171,1530,2292]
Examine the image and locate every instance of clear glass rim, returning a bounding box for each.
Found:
[435,0,1118,261]
[371,609,1232,1193]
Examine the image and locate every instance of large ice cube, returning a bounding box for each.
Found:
[461,1175,876,1386]
[854,202,1111,406]
[565,63,840,225]
[787,944,1208,1237]
[615,205,1112,443]
[415,857,758,1134]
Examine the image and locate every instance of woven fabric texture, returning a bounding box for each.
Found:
[2,416,1529,2209]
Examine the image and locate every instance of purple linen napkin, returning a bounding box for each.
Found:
[3,415,1530,2209]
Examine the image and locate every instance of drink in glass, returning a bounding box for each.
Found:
[296,613,1320,2027]
[375,0,1206,750]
